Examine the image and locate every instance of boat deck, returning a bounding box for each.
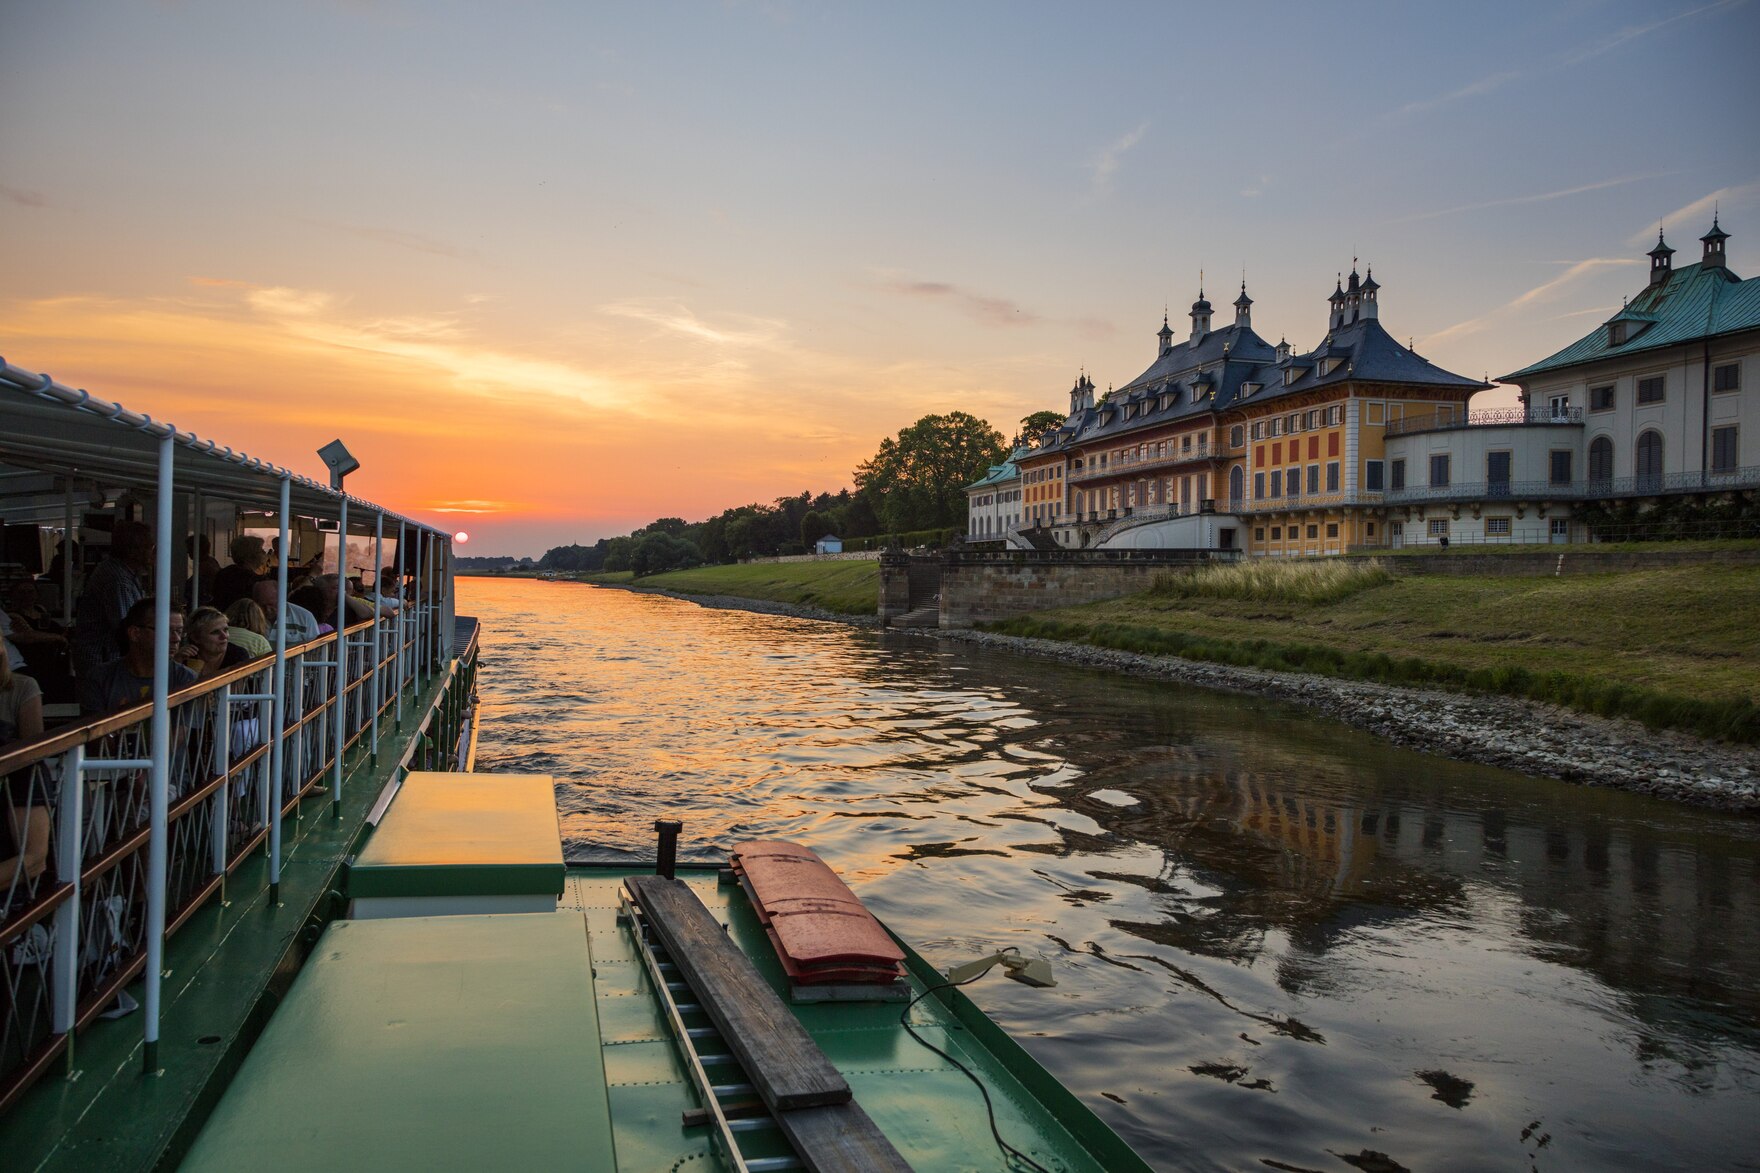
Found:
[0,674,458,1173]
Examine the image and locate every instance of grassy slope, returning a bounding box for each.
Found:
[988,564,1760,737]
[631,560,880,615]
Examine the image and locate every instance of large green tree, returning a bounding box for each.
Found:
[1014,410,1064,448]
[854,411,1006,533]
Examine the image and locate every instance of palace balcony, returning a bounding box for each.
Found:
[1384,405,1584,438]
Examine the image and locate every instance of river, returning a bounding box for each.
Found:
[460,577,1760,1173]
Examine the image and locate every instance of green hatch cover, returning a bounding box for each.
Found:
[350,771,565,899]
[182,912,615,1172]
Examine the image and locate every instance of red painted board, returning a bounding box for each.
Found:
[731,841,905,968]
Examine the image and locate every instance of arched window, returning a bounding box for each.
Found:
[1229,465,1245,507]
[1588,436,1614,484]
[1635,430,1664,490]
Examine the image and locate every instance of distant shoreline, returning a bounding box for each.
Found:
[532,577,1759,813]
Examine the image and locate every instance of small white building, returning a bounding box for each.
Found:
[813,535,843,554]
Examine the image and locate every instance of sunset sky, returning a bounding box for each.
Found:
[4,1,1757,555]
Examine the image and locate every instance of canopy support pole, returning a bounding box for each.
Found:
[371,511,383,763]
[143,431,173,1075]
[332,496,348,818]
[268,476,290,904]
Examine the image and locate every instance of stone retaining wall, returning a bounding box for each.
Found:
[938,559,1178,628]
[744,550,883,564]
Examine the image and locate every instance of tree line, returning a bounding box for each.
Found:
[538,410,1051,575]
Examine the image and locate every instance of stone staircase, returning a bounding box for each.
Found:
[888,605,941,628]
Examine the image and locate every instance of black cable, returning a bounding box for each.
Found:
[899,971,1053,1173]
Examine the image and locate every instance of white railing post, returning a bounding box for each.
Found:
[144,430,173,1075]
[371,511,383,761]
[211,682,232,880]
[50,745,84,1059]
[268,476,291,902]
[331,497,348,817]
[393,521,407,727]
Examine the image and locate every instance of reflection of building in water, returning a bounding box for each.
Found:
[1076,760,1760,1024]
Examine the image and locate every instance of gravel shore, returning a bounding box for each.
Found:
[608,584,1760,813]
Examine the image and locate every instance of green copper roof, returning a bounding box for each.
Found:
[1502,260,1758,381]
[182,913,615,1173]
[350,772,564,898]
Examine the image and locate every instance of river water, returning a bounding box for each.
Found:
[460,577,1760,1173]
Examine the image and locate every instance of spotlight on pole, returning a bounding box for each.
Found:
[317,439,360,491]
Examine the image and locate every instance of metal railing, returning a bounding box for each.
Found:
[1384,405,1584,437]
[0,600,461,1110]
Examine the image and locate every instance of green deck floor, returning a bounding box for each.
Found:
[0,678,454,1173]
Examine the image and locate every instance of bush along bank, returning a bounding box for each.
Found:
[983,615,1760,745]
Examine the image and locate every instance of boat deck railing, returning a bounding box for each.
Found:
[0,600,466,1112]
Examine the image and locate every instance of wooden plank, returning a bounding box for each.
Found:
[626,875,851,1110]
[776,1101,915,1173]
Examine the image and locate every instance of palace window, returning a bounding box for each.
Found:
[1589,436,1613,482]
[1270,418,1283,437]
[1550,450,1573,485]
[1306,525,1319,539]
[1251,421,1264,440]
[1365,460,1384,491]
[1307,464,1320,495]
[1328,405,1342,425]
[1713,426,1739,472]
[1254,527,1266,540]
[1428,519,1450,537]
[1637,376,1665,405]
[1390,459,1406,490]
[1286,413,1300,433]
[1714,363,1740,392]
[1270,470,1283,497]
[1635,430,1664,487]
[1326,461,1340,493]
[1270,527,1282,540]
[1609,322,1628,346]
[1305,410,1320,430]
[1366,522,1377,537]
[1254,472,1266,499]
[1429,454,1451,487]
[1590,385,1615,411]
[1230,425,1245,447]
[1327,523,1339,538]
[1486,517,1512,536]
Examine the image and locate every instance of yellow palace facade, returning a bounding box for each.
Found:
[1006,270,1487,555]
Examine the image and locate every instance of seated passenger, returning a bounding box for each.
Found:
[254,581,322,646]
[76,598,197,716]
[212,535,269,611]
[185,535,222,607]
[180,607,251,681]
[0,657,49,898]
[224,599,273,660]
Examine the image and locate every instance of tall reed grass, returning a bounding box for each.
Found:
[1150,558,1394,605]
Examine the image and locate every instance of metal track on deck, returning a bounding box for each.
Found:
[620,889,803,1173]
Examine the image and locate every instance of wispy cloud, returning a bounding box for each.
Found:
[1397,70,1519,119]
[877,278,1043,327]
[1240,175,1270,199]
[1626,178,1760,245]
[1558,0,1747,67]
[299,218,475,260]
[1394,172,1668,224]
[1427,257,1640,347]
[598,299,790,349]
[0,184,46,208]
[1089,122,1148,195]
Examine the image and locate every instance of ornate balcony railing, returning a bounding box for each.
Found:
[1385,405,1584,438]
[1067,441,1218,485]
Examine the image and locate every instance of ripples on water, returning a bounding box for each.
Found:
[462,578,1760,1173]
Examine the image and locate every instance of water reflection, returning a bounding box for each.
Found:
[463,578,1760,1172]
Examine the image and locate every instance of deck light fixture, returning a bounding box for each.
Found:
[318,438,359,490]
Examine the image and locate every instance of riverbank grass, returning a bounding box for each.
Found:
[631,560,879,615]
[987,563,1760,742]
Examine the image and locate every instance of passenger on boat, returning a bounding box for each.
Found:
[254,581,321,647]
[71,520,152,677]
[7,580,65,638]
[181,608,251,681]
[224,599,273,660]
[212,535,269,611]
[76,597,197,716]
[0,657,49,897]
[185,535,222,607]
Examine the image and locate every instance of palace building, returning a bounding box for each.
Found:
[990,268,1487,555]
